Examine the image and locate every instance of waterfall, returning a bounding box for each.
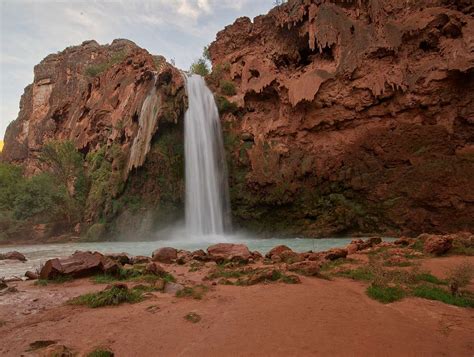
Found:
[127,77,160,172]
[184,74,231,236]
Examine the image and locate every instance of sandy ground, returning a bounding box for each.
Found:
[0,256,473,357]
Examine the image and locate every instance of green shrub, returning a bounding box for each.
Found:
[413,285,474,307]
[215,96,238,115]
[366,284,405,303]
[68,286,143,308]
[87,349,114,357]
[13,173,65,220]
[85,50,127,77]
[0,163,23,210]
[220,80,236,96]
[189,58,210,76]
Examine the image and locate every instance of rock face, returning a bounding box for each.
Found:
[1,39,186,241]
[209,0,474,237]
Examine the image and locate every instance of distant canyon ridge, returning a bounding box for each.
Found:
[1,0,473,242]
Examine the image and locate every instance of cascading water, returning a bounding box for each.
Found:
[183,74,231,236]
[127,77,160,172]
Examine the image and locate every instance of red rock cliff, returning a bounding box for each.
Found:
[209,0,474,236]
[1,39,186,241]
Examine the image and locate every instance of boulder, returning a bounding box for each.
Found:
[323,248,348,261]
[346,243,359,255]
[288,261,321,276]
[152,247,178,264]
[207,243,251,263]
[423,235,453,255]
[266,245,292,258]
[251,251,263,260]
[176,250,192,265]
[25,271,39,280]
[39,251,120,280]
[145,262,166,276]
[394,237,414,246]
[0,251,27,261]
[191,249,209,261]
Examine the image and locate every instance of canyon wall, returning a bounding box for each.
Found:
[1,40,186,241]
[209,0,474,236]
[2,0,473,240]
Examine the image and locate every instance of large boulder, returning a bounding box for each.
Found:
[0,251,27,262]
[39,251,120,280]
[423,235,453,255]
[266,245,292,258]
[207,243,251,263]
[152,247,178,264]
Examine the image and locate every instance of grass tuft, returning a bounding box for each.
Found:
[184,312,201,323]
[68,286,143,308]
[35,275,72,286]
[413,285,474,308]
[414,273,446,285]
[87,349,114,357]
[176,285,208,300]
[366,284,405,303]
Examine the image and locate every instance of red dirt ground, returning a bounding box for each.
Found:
[1,256,473,357]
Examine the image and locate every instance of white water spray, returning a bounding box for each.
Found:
[184,74,231,236]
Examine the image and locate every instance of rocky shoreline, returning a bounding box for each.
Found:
[1,233,473,356]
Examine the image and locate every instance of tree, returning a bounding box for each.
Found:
[189,58,210,76]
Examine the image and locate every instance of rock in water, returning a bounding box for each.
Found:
[0,251,27,262]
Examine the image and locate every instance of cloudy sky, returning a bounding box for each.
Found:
[0,0,274,139]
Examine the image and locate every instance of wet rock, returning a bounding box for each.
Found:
[207,243,251,263]
[25,271,39,280]
[323,248,348,261]
[0,251,27,262]
[164,282,184,295]
[39,251,120,280]
[152,247,178,264]
[288,261,321,276]
[423,235,453,255]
